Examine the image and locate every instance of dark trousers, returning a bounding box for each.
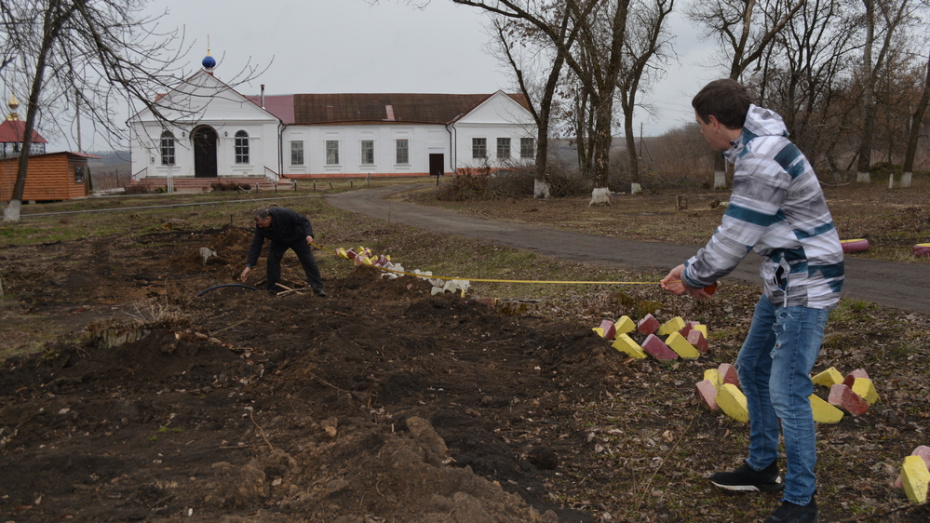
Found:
[266,241,324,293]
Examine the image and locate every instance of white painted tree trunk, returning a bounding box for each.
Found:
[533,179,550,199]
[902,171,912,188]
[630,182,642,195]
[589,187,611,206]
[713,170,727,189]
[2,200,21,222]
[856,171,871,183]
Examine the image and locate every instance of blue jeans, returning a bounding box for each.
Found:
[736,295,830,506]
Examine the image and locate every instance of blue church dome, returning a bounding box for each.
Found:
[202,52,216,70]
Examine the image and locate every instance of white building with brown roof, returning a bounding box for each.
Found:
[128,56,536,189]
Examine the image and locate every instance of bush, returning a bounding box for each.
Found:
[210,182,251,191]
[433,174,491,201]
[123,184,150,194]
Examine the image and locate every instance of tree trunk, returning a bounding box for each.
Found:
[856,0,876,184]
[532,49,566,200]
[902,48,930,189]
[623,118,641,195]
[588,97,614,206]
[4,1,66,222]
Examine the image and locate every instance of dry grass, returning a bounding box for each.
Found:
[403,174,930,264]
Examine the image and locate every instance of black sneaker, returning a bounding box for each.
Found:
[764,498,819,523]
[313,288,327,298]
[710,460,784,492]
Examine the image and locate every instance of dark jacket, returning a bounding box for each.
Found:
[246,208,315,267]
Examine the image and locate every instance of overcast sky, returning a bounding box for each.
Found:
[48,0,723,152]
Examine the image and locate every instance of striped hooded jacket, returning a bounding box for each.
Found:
[681,104,845,309]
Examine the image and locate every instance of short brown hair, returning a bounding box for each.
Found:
[692,79,752,129]
[254,208,271,220]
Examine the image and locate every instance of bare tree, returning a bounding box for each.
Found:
[853,0,915,183]
[490,2,591,199]
[454,0,680,206]
[748,0,858,174]
[902,47,930,187]
[0,0,264,222]
[687,0,808,188]
[616,0,674,194]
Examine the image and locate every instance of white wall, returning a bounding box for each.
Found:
[453,92,536,172]
[129,77,538,180]
[128,71,281,180]
[281,123,454,177]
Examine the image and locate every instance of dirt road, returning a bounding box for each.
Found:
[328,184,930,315]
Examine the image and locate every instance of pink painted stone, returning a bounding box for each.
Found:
[828,383,869,416]
[599,319,617,340]
[642,334,678,361]
[637,314,660,335]
[718,363,740,387]
[687,329,709,353]
[695,379,718,411]
[843,368,870,388]
[679,321,701,338]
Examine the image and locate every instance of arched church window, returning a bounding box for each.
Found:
[160,131,175,166]
[235,131,250,164]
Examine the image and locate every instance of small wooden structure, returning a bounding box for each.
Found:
[0,151,98,202]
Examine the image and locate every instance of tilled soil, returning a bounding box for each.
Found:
[1,215,929,522]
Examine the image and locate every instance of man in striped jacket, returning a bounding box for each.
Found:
[662,79,844,523]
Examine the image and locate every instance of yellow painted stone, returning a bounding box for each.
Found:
[592,327,605,338]
[901,455,930,504]
[611,333,647,359]
[716,383,749,423]
[812,367,844,388]
[658,316,686,336]
[614,315,636,335]
[703,369,722,390]
[666,332,700,360]
[809,394,844,424]
[694,324,707,338]
[851,377,879,405]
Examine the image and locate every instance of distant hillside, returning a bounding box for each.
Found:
[87,150,131,166]
[88,150,131,190]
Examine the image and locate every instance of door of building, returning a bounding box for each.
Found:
[193,127,218,178]
[429,153,444,176]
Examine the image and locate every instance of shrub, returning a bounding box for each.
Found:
[123,184,150,194]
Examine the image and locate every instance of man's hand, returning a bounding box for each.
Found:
[239,267,252,282]
[306,235,315,245]
[661,264,714,299]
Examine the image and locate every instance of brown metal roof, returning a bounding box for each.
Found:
[271,93,530,125]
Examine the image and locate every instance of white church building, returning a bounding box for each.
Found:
[128,53,537,189]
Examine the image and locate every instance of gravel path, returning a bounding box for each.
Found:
[328,185,930,315]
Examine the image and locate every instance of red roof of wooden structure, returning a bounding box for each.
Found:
[0,119,48,144]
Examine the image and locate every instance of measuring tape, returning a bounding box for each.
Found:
[311,242,718,294]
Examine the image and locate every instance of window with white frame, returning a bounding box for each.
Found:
[472,138,487,159]
[160,131,175,166]
[361,140,374,165]
[326,140,339,165]
[290,140,304,165]
[235,131,249,164]
[497,137,511,160]
[520,137,536,159]
[395,139,409,164]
